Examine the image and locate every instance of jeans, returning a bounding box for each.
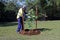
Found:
[16,17,22,32]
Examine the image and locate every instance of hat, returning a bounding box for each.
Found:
[22,5,26,8]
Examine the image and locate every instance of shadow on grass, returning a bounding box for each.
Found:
[0,22,18,27]
[25,28,52,32]
[36,28,52,32]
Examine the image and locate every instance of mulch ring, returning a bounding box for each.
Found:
[19,29,41,35]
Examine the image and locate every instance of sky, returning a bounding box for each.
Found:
[16,0,26,6]
[0,0,26,6]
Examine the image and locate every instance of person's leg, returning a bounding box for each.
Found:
[16,17,22,32]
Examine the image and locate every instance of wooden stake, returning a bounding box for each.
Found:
[22,15,24,30]
[36,6,38,29]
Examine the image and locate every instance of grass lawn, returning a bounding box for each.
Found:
[0,20,60,40]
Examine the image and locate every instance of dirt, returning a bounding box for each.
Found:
[19,29,41,35]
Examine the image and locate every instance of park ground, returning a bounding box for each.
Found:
[0,20,60,40]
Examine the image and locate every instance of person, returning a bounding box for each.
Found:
[16,6,27,33]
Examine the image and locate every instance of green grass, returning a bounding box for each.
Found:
[0,20,60,40]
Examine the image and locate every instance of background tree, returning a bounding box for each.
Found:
[0,2,17,22]
[0,2,5,22]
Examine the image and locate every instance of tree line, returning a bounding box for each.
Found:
[0,0,60,22]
